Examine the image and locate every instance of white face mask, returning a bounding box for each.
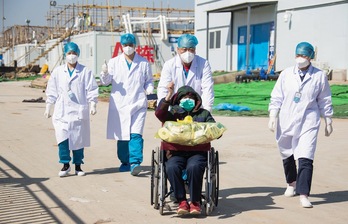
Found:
[295,57,310,69]
[122,46,135,56]
[66,54,78,64]
[180,51,195,64]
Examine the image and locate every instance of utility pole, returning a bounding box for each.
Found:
[25,19,30,43]
[1,0,5,48]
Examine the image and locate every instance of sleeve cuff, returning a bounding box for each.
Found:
[269,109,279,118]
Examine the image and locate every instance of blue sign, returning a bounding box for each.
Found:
[168,36,179,43]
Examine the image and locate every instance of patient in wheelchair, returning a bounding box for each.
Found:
[155,83,216,215]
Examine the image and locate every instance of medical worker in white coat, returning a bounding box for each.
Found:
[45,42,99,177]
[157,34,214,112]
[268,42,333,208]
[100,33,154,176]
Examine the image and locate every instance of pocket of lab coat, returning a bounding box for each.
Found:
[78,105,89,120]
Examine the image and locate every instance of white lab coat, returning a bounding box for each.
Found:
[100,53,154,140]
[46,63,99,150]
[157,54,214,112]
[269,64,333,160]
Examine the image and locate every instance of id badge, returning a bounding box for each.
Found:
[293,92,301,103]
[68,89,75,99]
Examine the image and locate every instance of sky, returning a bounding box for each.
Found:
[0,0,194,32]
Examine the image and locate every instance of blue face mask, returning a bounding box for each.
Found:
[179,98,195,111]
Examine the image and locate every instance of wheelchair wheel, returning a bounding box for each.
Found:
[151,149,155,206]
[151,147,160,209]
[212,150,219,207]
[204,148,219,215]
[159,149,166,215]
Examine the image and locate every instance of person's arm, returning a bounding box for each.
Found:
[205,110,215,123]
[268,71,284,131]
[317,71,334,136]
[44,69,58,118]
[155,82,175,123]
[99,59,113,86]
[157,59,173,105]
[200,59,214,112]
[144,62,154,94]
[85,69,99,115]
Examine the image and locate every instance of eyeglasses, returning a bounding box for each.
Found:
[179,47,196,53]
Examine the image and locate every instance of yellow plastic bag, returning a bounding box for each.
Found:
[155,120,226,146]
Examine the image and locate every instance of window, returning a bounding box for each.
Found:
[209,30,221,49]
[216,31,221,48]
[209,32,214,49]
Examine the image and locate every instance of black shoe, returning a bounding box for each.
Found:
[58,163,70,177]
[75,164,86,176]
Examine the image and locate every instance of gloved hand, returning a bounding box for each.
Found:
[324,117,333,137]
[268,117,276,132]
[90,101,97,115]
[44,103,53,118]
[268,109,278,132]
[101,59,108,75]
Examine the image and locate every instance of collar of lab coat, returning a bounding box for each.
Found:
[64,62,82,82]
[294,64,314,84]
[121,53,140,74]
[175,54,197,83]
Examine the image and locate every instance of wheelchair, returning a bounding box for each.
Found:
[150,146,219,215]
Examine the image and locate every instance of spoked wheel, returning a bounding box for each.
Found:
[152,147,160,209]
[159,149,166,215]
[212,150,219,207]
[205,169,211,216]
[205,148,219,216]
[204,149,213,216]
[150,149,155,206]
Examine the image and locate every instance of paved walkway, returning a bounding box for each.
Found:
[0,81,347,224]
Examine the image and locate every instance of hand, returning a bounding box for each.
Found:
[90,102,97,115]
[101,59,108,74]
[165,82,175,102]
[325,124,333,137]
[44,103,53,118]
[167,82,174,95]
[324,117,333,137]
[268,116,276,132]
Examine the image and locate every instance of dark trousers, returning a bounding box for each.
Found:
[165,152,207,202]
[283,155,313,195]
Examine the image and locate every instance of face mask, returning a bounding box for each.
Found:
[123,46,135,56]
[295,57,309,69]
[179,98,195,111]
[66,54,78,64]
[180,51,195,64]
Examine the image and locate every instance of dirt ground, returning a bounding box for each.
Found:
[0,81,347,224]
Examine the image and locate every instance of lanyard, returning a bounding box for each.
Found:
[292,66,313,103]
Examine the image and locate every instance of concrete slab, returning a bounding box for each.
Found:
[0,81,347,224]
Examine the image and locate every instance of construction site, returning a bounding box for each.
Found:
[0,2,194,81]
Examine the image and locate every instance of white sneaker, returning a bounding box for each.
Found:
[284,185,296,197]
[300,196,313,208]
[75,164,86,176]
[75,170,86,176]
[58,166,71,177]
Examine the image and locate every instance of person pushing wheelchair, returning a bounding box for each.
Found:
[155,83,217,215]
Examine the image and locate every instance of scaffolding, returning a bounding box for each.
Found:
[0,3,194,73]
[0,4,193,48]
